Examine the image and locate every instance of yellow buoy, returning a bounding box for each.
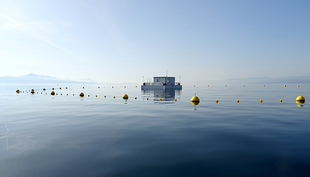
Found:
[243,85,245,87]
[159,98,162,101]
[296,96,305,103]
[123,94,129,99]
[66,87,68,89]
[225,85,227,87]
[135,97,137,99]
[216,100,218,103]
[260,99,263,103]
[51,91,55,95]
[79,92,84,97]
[73,94,74,96]
[31,89,35,94]
[175,99,177,101]
[207,85,209,87]
[284,85,286,87]
[88,95,90,97]
[113,96,115,99]
[104,95,106,98]
[16,89,20,93]
[237,100,239,103]
[147,98,149,100]
[96,95,98,97]
[297,85,300,87]
[190,96,200,102]
[263,85,265,87]
[279,99,282,102]
[66,94,68,96]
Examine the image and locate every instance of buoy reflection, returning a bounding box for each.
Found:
[191,101,199,110]
[296,100,305,107]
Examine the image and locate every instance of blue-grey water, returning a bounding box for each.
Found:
[0,83,309,176]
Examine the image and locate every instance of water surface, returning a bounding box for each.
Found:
[0,83,309,176]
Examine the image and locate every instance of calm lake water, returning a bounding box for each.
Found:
[0,83,309,176]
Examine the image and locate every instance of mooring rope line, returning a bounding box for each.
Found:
[14,85,306,106]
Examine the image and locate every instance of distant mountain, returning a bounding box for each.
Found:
[0,73,97,84]
[19,73,58,80]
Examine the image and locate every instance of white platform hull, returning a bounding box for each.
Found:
[141,85,182,90]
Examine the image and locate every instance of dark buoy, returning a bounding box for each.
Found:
[16,89,20,93]
[31,89,35,94]
[79,92,84,97]
[51,91,55,95]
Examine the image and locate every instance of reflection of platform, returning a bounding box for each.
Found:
[142,88,181,102]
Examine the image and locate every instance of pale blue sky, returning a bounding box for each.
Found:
[0,0,309,84]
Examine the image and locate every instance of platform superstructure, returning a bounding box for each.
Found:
[141,76,182,90]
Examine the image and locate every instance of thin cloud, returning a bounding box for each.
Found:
[0,13,75,56]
